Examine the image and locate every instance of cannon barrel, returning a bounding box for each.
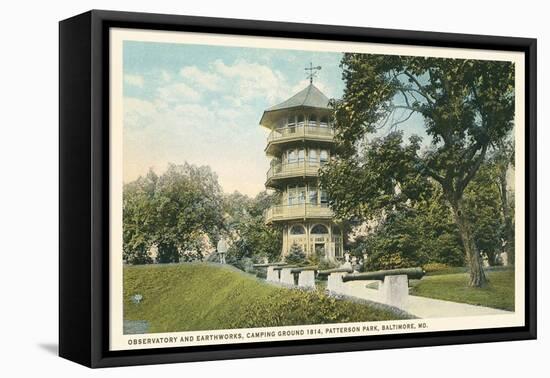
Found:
[272,265,298,271]
[252,262,287,268]
[317,267,354,277]
[342,267,425,282]
[290,266,318,274]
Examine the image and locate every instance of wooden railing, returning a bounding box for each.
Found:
[266,161,325,181]
[264,203,333,223]
[267,124,334,143]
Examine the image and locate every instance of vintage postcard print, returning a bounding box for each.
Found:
[109,28,526,351]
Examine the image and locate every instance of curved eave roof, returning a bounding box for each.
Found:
[260,84,331,127]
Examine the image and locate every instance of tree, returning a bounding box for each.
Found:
[323,54,515,286]
[224,191,282,267]
[123,170,158,264]
[464,161,505,266]
[492,138,515,265]
[153,163,225,262]
[285,242,306,265]
[122,163,225,264]
[358,184,464,271]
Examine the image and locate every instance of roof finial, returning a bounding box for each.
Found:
[305,62,322,84]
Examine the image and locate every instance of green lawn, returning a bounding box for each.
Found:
[410,269,515,311]
[124,263,408,333]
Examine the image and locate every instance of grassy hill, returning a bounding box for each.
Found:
[124,263,408,333]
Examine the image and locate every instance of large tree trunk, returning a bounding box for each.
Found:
[450,198,488,287]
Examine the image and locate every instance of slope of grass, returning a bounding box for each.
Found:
[410,269,515,311]
[124,263,407,333]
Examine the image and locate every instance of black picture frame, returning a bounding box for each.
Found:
[59,9,537,368]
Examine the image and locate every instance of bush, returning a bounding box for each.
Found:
[318,258,339,270]
[422,262,450,273]
[366,252,414,271]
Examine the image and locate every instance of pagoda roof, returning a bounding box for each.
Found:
[260,84,331,126]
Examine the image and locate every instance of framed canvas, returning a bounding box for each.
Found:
[59,10,537,368]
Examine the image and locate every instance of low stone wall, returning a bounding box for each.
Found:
[266,266,280,283]
[327,272,409,309]
[297,270,315,289]
[265,266,316,289]
[280,268,295,286]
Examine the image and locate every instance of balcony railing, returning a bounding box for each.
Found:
[267,124,334,144]
[266,161,326,182]
[264,203,333,223]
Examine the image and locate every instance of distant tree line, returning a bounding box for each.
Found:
[123,162,282,266]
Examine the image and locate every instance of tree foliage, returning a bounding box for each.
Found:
[322,54,515,286]
[123,163,225,264]
[224,191,282,269]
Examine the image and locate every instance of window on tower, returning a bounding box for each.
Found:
[320,190,328,205]
[320,115,329,127]
[298,148,305,162]
[320,150,329,165]
[297,114,305,127]
[309,114,317,126]
[309,187,318,204]
[287,149,297,164]
[308,148,318,165]
[287,115,295,126]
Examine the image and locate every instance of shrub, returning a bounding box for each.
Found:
[366,252,414,271]
[318,258,339,271]
[422,262,450,273]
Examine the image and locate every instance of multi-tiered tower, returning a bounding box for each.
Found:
[260,81,343,261]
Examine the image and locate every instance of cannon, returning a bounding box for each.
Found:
[272,265,297,271]
[317,267,354,278]
[342,267,425,282]
[252,262,288,268]
[290,266,318,274]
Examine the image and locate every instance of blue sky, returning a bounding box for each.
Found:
[122,41,426,196]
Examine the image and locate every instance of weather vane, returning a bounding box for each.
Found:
[305,62,322,84]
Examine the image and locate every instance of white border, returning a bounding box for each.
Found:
[109,28,526,351]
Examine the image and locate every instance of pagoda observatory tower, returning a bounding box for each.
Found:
[260,69,343,261]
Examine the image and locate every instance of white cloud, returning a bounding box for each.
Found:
[180,66,221,91]
[124,74,144,87]
[156,82,202,104]
[211,59,290,103]
[160,70,171,82]
[123,59,323,196]
[124,97,156,129]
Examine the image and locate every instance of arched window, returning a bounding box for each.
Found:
[290,225,305,235]
[297,114,305,126]
[311,224,329,234]
[320,115,329,127]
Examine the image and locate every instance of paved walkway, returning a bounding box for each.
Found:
[340,281,511,318]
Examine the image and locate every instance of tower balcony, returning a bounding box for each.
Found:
[264,203,334,224]
[266,161,326,187]
[265,124,334,154]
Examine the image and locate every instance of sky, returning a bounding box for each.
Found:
[122,41,427,196]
